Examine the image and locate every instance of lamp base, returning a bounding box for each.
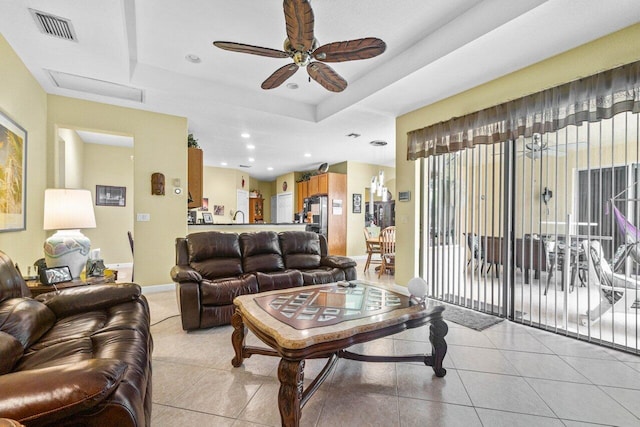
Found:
[44,229,91,279]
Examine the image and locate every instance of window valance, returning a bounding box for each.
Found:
[407,60,640,160]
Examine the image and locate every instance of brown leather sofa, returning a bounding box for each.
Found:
[0,250,153,427]
[171,230,357,330]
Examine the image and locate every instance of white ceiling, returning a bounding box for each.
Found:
[1,0,639,180]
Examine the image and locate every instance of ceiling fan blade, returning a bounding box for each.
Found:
[262,64,299,89]
[307,62,347,92]
[213,41,289,59]
[284,0,314,52]
[313,38,387,62]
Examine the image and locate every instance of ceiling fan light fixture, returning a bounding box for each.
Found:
[286,82,299,89]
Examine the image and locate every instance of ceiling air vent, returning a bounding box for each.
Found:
[239,164,252,168]
[47,70,144,102]
[29,9,77,41]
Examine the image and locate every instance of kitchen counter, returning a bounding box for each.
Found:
[188,223,307,233]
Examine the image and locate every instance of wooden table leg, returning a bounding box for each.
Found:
[231,310,246,367]
[429,316,448,377]
[277,358,305,427]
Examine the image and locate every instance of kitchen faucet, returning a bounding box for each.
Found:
[232,210,245,223]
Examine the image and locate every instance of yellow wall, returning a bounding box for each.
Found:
[395,23,640,285]
[201,165,238,223]
[58,128,84,188]
[46,96,187,286]
[82,143,134,264]
[0,35,48,270]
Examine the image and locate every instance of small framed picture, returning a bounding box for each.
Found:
[202,212,214,224]
[96,185,126,207]
[40,266,73,285]
[214,205,224,216]
[352,193,362,213]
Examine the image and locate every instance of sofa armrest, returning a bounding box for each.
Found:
[170,265,203,283]
[0,359,126,425]
[321,255,357,269]
[35,283,141,317]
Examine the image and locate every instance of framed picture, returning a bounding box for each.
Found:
[199,197,209,211]
[40,266,73,285]
[213,205,224,216]
[0,110,27,232]
[352,193,362,213]
[96,185,126,207]
[202,212,214,224]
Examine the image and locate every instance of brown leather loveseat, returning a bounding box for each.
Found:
[0,251,153,426]
[171,230,357,330]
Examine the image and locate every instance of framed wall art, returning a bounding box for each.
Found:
[96,185,126,207]
[0,110,27,232]
[352,193,362,214]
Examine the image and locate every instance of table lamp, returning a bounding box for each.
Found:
[43,188,97,279]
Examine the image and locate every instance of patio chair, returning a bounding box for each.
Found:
[378,226,396,278]
[464,233,483,270]
[581,239,640,322]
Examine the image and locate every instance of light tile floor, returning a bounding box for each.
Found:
[145,265,640,426]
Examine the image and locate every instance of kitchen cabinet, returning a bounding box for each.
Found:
[308,175,319,196]
[296,180,308,213]
[188,147,203,209]
[302,173,347,255]
[249,197,264,223]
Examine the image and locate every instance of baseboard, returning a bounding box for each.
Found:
[141,283,175,294]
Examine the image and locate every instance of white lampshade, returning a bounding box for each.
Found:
[43,189,97,278]
[43,189,96,230]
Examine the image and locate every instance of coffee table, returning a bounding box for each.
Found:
[231,281,448,427]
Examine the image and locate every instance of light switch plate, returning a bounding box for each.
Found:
[136,213,150,221]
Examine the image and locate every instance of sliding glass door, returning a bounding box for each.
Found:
[422,111,640,354]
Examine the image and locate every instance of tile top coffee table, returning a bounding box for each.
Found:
[231,281,448,427]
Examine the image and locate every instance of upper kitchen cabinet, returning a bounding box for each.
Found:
[188,147,203,209]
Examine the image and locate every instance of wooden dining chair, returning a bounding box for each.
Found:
[363,225,381,272]
[378,226,396,278]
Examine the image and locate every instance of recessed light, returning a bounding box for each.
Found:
[185,54,201,63]
[267,167,273,171]
[248,157,255,162]
[370,140,388,146]
[286,82,299,89]
[247,144,255,150]
[304,153,311,157]
[241,133,250,138]
[221,162,227,166]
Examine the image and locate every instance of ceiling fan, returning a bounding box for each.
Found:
[520,133,565,159]
[213,0,386,93]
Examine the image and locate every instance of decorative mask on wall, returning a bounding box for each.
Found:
[151,172,165,195]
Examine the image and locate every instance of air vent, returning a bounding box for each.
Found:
[370,140,388,146]
[346,133,361,138]
[48,70,144,102]
[30,9,77,41]
[239,164,252,168]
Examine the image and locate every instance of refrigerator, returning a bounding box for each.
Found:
[304,195,328,238]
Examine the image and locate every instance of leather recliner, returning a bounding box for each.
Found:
[0,250,153,426]
[171,230,357,330]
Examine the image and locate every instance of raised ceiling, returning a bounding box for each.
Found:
[1,0,639,180]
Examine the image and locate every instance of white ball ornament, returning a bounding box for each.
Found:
[407,277,428,301]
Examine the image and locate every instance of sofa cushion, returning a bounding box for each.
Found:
[0,298,55,349]
[36,283,141,318]
[301,268,346,285]
[255,270,303,292]
[241,231,285,273]
[0,359,126,425]
[188,232,243,279]
[279,231,322,269]
[0,331,23,375]
[200,274,259,306]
